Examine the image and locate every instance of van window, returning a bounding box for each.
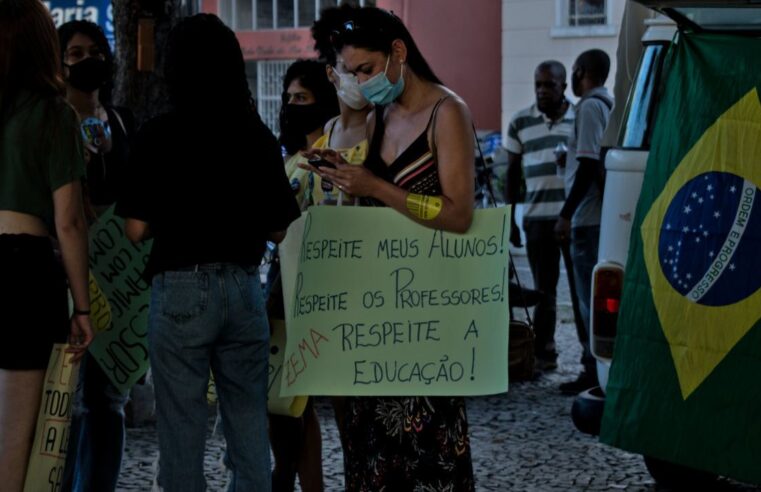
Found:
[619,43,667,149]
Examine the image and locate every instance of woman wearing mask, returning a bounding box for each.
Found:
[116,14,300,492]
[311,9,372,208]
[307,9,372,451]
[268,59,339,492]
[57,20,135,492]
[59,20,135,215]
[279,59,341,209]
[304,6,476,491]
[0,2,93,491]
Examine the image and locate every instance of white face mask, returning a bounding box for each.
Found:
[335,70,369,110]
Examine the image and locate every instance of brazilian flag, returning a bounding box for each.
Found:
[600,32,761,485]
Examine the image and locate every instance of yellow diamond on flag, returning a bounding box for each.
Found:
[641,89,761,400]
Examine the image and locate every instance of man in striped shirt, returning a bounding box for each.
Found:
[505,60,583,371]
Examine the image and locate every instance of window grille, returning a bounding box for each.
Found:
[256,60,292,134]
[568,0,607,26]
[218,0,376,30]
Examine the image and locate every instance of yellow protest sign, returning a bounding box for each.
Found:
[207,372,218,406]
[89,272,112,334]
[267,319,309,417]
[23,344,80,492]
[204,320,308,416]
[278,206,511,396]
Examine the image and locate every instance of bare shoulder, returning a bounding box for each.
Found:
[428,87,474,157]
[434,87,473,127]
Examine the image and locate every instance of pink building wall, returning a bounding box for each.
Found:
[383,0,502,130]
[202,0,501,130]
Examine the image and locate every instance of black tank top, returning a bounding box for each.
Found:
[362,97,449,205]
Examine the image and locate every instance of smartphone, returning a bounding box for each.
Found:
[308,157,336,170]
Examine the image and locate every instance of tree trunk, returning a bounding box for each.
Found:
[110,0,192,428]
[112,0,189,125]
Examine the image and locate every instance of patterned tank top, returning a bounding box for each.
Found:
[363,96,449,205]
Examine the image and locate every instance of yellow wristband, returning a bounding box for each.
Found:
[406,193,443,220]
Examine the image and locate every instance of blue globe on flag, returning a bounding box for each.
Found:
[658,171,761,306]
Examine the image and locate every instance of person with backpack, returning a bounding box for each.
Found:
[269,58,339,492]
[555,49,614,395]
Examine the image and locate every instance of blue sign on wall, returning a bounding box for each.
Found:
[44,1,114,49]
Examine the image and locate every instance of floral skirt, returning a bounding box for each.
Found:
[342,396,475,492]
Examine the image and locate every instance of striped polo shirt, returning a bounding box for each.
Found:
[505,102,575,222]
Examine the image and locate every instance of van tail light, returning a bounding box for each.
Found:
[591,264,624,361]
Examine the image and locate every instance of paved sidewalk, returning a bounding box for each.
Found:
[117,255,761,491]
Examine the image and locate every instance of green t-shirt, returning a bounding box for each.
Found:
[0,92,85,222]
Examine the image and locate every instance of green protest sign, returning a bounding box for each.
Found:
[278,206,511,396]
[87,206,151,394]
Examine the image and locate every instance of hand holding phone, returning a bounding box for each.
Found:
[308,157,336,170]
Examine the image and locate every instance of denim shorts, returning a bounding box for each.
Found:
[0,234,69,369]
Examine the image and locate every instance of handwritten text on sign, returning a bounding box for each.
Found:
[278,207,511,396]
[23,344,79,492]
[87,206,151,394]
[267,319,309,416]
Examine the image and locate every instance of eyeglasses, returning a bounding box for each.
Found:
[329,20,360,46]
[328,11,394,46]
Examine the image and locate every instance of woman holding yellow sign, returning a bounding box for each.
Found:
[270,59,338,492]
[0,1,93,490]
[302,5,476,491]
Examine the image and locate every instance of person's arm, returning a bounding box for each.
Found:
[505,151,523,247]
[125,219,151,242]
[53,181,94,360]
[256,115,302,234]
[116,119,157,243]
[308,97,476,233]
[269,230,287,243]
[505,151,523,206]
[558,157,597,220]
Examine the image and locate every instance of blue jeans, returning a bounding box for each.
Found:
[62,353,129,492]
[149,264,271,492]
[570,225,600,374]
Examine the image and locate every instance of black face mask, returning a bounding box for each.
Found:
[284,103,325,136]
[66,57,108,93]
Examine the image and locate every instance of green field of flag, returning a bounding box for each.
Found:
[600,32,761,485]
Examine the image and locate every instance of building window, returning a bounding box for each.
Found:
[243,60,285,134]
[568,0,606,26]
[219,0,376,31]
[551,0,615,38]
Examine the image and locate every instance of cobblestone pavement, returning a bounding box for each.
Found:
[117,254,761,492]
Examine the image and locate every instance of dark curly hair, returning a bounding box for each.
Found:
[278,59,339,155]
[58,20,114,104]
[314,5,441,84]
[311,7,345,66]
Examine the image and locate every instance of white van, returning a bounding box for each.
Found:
[572,0,761,487]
